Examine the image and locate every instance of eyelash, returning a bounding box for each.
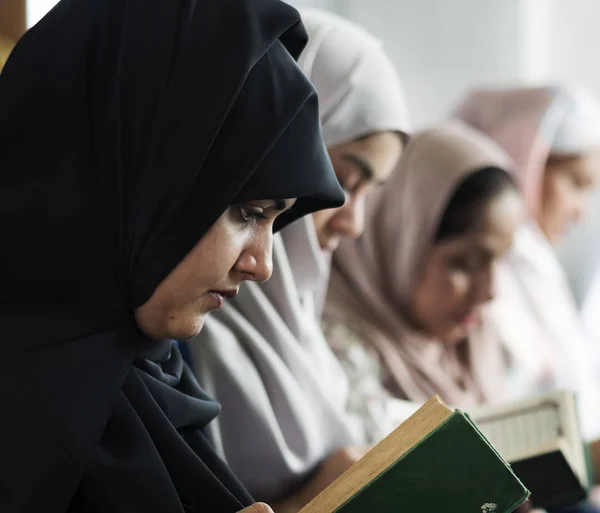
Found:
[238,205,267,223]
[341,175,360,195]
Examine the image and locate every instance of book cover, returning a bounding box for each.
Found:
[335,411,528,513]
[300,396,529,513]
[511,451,585,509]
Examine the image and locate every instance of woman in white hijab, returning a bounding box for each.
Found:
[186,9,409,512]
[454,85,600,441]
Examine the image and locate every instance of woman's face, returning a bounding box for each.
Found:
[410,189,523,344]
[538,152,600,245]
[135,199,295,341]
[312,131,403,252]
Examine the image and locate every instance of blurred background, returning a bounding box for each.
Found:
[5,0,600,127]
[3,0,600,297]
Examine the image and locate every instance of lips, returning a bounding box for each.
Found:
[457,311,479,327]
[207,289,238,310]
[208,292,225,309]
[213,289,239,299]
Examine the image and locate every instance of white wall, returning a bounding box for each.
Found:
[337,0,556,128]
[546,0,600,97]
[293,0,600,129]
[542,0,600,302]
[25,0,600,124]
[27,0,58,27]
[287,0,337,8]
[25,0,338,28]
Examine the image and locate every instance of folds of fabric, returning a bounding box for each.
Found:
[326,123,511,407]
[454,86,600,439]
[0,0,343,510]
[187,9,410,502]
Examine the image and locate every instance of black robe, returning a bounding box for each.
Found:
[0,0,343,510]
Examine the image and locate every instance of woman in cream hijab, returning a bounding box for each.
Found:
[186,9,409,511]
[324,123,522,440]
[454,86,600,440]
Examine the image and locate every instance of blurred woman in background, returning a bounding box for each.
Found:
[185,9,409,513]
[324,122,522,440]
[454,85,600,441]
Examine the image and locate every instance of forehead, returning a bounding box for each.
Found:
[436,190,523,253]
[552,151,600,183]
[329,132,403,182]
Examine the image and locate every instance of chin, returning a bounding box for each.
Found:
[164,315,207,342]
[320,238,340,252]
[440,326,469,345]
[541,223,565,247]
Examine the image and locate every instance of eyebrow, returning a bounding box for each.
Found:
[341,153,379,184]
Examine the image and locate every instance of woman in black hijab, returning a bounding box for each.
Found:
[0,0,343,511]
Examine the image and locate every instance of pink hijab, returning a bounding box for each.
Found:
[453,85,600,216]
[325,122,511,406]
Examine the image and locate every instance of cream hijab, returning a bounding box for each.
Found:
[326,123,511,407]
[188,8,410,504]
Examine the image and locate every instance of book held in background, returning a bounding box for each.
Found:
[299,395,529,513]
[471,389,590,510]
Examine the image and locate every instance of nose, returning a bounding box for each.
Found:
[329,194,366,240]
[471,265,496,306]
[233,231,273,283]
[571,192,588,223]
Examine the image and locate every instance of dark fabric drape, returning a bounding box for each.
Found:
[0,0,343,510]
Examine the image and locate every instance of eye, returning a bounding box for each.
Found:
[573,174,591,191]
[341,176,362,196]
[446,252,485,273]
[236,204,267,224]
[339,179,368,204]
[566,171,583,189]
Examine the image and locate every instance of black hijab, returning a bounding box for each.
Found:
[0,0,343,511]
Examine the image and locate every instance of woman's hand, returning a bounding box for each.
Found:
[238,503,274,513]
[273,446,371,513]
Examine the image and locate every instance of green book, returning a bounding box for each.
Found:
[300,396,529,513]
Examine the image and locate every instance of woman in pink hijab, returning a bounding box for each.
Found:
[323,122,523,442]
[454,86,600,442]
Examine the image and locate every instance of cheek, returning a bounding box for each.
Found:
[312,209,336,233]
[430,271,473,341]
[181,232,238,290]
[412,266,463,327]
[312,208,336,225]
[432,271,471,317]
[447,271,472,300]
[542,173,571,214]
[429,264,469,301]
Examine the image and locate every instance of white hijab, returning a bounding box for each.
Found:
[187,8,410,504]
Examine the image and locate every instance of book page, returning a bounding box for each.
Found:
[470,390,588,488]
[474,401,562,460]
